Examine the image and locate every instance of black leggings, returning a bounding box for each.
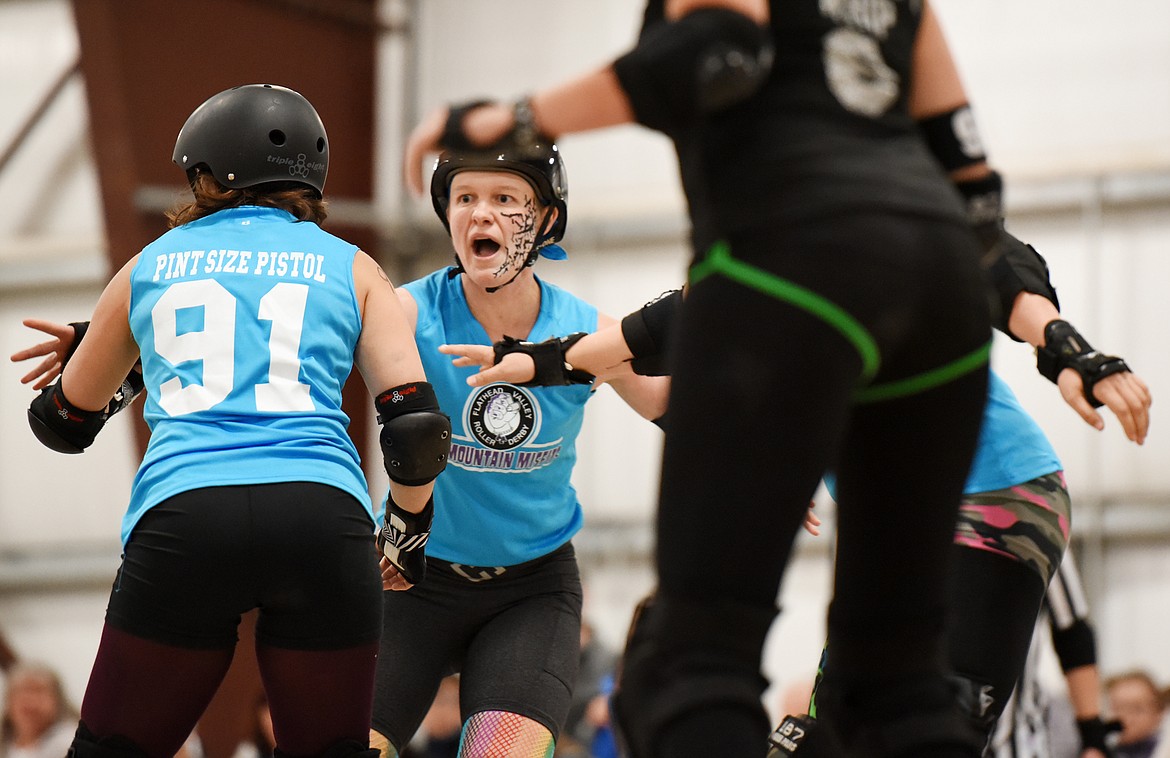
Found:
[372,543,583,750]
[78,482,384,758]
[644,213,992,756]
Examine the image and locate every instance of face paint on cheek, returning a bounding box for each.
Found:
[497,198,539,276]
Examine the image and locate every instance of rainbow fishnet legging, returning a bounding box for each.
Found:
[374,711,554,758]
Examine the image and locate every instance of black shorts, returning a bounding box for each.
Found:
[372,542,583,747]
[105,482,383,650]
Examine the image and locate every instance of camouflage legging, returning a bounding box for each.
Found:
[953,471,1070,587]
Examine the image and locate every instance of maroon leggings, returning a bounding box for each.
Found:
[78,482,383,757]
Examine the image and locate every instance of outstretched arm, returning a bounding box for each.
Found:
[12,318,146,418]
[905,6,1151,444]
[403,0,771,194]
[16,261,143,454]
[441,323,635,387]
[442,287,683,387]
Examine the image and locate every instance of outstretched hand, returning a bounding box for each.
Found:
[439,343,535,387]
[1059,368,1151,445]
[9,319,78,390]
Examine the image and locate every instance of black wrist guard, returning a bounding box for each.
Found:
[377,495,434,585]
[493,333,594,387]
[441,98,553,153]
[63,321,90,366]
[1037,320,1131,408]
[440,99,493,151]
[511,97,541,146]
[106,364,145,418]
[56,320,144,415]
[28,382,106,454]
[1076,716,1121,754]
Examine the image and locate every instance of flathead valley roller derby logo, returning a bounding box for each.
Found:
[466,384,538,450]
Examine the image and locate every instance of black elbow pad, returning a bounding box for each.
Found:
[621,289,683,376]
[984,237,1060,340]
[28,382,106,454]
[1051,618,1097,672]
[614,8,773,133]
[375,382,451,486]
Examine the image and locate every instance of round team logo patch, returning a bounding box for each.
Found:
[466,384,538,450]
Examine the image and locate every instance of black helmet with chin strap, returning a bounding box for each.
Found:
[430,139,569,268]
[173,84,329,196]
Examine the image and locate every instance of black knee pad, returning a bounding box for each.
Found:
[67,722,150,758]
[611,594,775,758]
[274,741,379,758]
[949,672,1001,746]
[815,676,986,757]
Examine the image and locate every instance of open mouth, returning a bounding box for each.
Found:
[472,238,501,257]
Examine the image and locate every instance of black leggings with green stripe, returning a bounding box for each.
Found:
[621,212,993,757]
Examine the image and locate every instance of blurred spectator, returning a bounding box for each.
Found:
[1106,670,1165,758]
[402,675,460,758]
[1155,685,1170,758]
[231,692,275,758]
[0,662,78,758]
[584,674,618,758]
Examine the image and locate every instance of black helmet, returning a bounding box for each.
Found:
[429,139,568,247]
[173,84,328,196]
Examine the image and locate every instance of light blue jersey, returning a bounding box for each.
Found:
[965,372,1062,494]
[392,269,598,566]
[125,206,369,544]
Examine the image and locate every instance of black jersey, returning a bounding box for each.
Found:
[639,0,967,251]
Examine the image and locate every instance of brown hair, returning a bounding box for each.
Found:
[166,171,327,228]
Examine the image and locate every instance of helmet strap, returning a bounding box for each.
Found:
[484,263,528,294]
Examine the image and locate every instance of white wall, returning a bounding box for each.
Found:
[2,0,1169,716]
